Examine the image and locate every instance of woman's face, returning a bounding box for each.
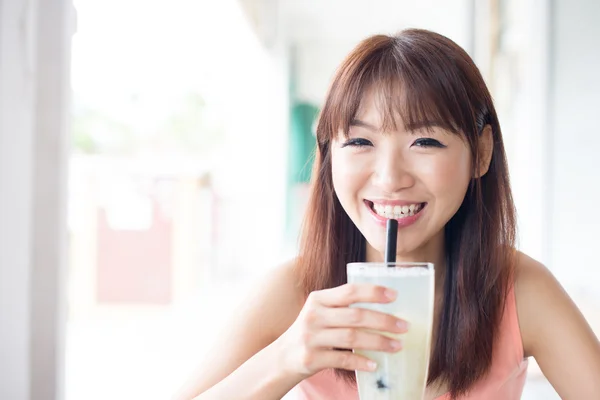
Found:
[331,91,473,260]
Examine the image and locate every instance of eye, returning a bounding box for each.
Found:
[412,138,446,148]
[340,138,373,148]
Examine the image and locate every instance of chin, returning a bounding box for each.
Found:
[366,236,425,260]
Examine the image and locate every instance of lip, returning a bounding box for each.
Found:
[363,199,426,227]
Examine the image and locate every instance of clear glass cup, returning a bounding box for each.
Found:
[347,262,435,400]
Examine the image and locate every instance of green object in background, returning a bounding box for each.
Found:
[288,102,318,183]
[286,101,319,242]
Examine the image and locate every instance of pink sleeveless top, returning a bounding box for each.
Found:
[295,285,528,399]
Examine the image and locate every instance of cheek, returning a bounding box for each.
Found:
[418,151,471,202]
[331,150,368,202]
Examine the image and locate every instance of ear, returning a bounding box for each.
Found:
[475,125,493,178]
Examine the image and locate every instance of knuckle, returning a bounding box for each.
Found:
[378,335,391,350]
[343,283,358,300]
[349,308,364,325]
[306,291,318,305]
[300,331,311,345]
[339,351,353,370]
[303,308,319,326]
[300,350,315,371]
[342,329,357,347]
[299,328,313,346]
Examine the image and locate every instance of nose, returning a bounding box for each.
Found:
[372,148,415,193]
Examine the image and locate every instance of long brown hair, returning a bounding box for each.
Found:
[295,29,517,398]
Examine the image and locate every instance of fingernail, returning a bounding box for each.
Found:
[389,340,402,350]
[367,361,377,371]
[397,320,409,331]
[384,289,397,300]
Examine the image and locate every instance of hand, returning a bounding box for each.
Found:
[277,283,408,378]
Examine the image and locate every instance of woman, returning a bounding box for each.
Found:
[174,29,600,399]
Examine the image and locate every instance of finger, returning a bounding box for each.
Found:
[313,349,379,372]
[318,307,409,333]
[311,283,396,308]
[311,328,403,353]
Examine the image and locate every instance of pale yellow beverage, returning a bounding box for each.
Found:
[347,262,435,400]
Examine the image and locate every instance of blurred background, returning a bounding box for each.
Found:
[1,0,599,399]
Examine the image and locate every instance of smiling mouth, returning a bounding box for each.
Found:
[365,200,427,219]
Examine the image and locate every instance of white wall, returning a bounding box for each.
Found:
[0,0,73,399]
[549,0,600,290]
[0,1,36,398]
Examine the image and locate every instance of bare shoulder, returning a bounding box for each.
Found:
[513,251,600,398]
[513,251,553,304]
[513,250,548,285]
[513,251,564,356]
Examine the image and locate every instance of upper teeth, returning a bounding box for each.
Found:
[372,203,421,219]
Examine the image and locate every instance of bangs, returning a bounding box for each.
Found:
[318,33,479,142]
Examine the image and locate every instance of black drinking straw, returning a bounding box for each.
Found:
[384,219,398,265]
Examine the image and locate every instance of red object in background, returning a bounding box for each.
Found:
[96,200,173,305]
